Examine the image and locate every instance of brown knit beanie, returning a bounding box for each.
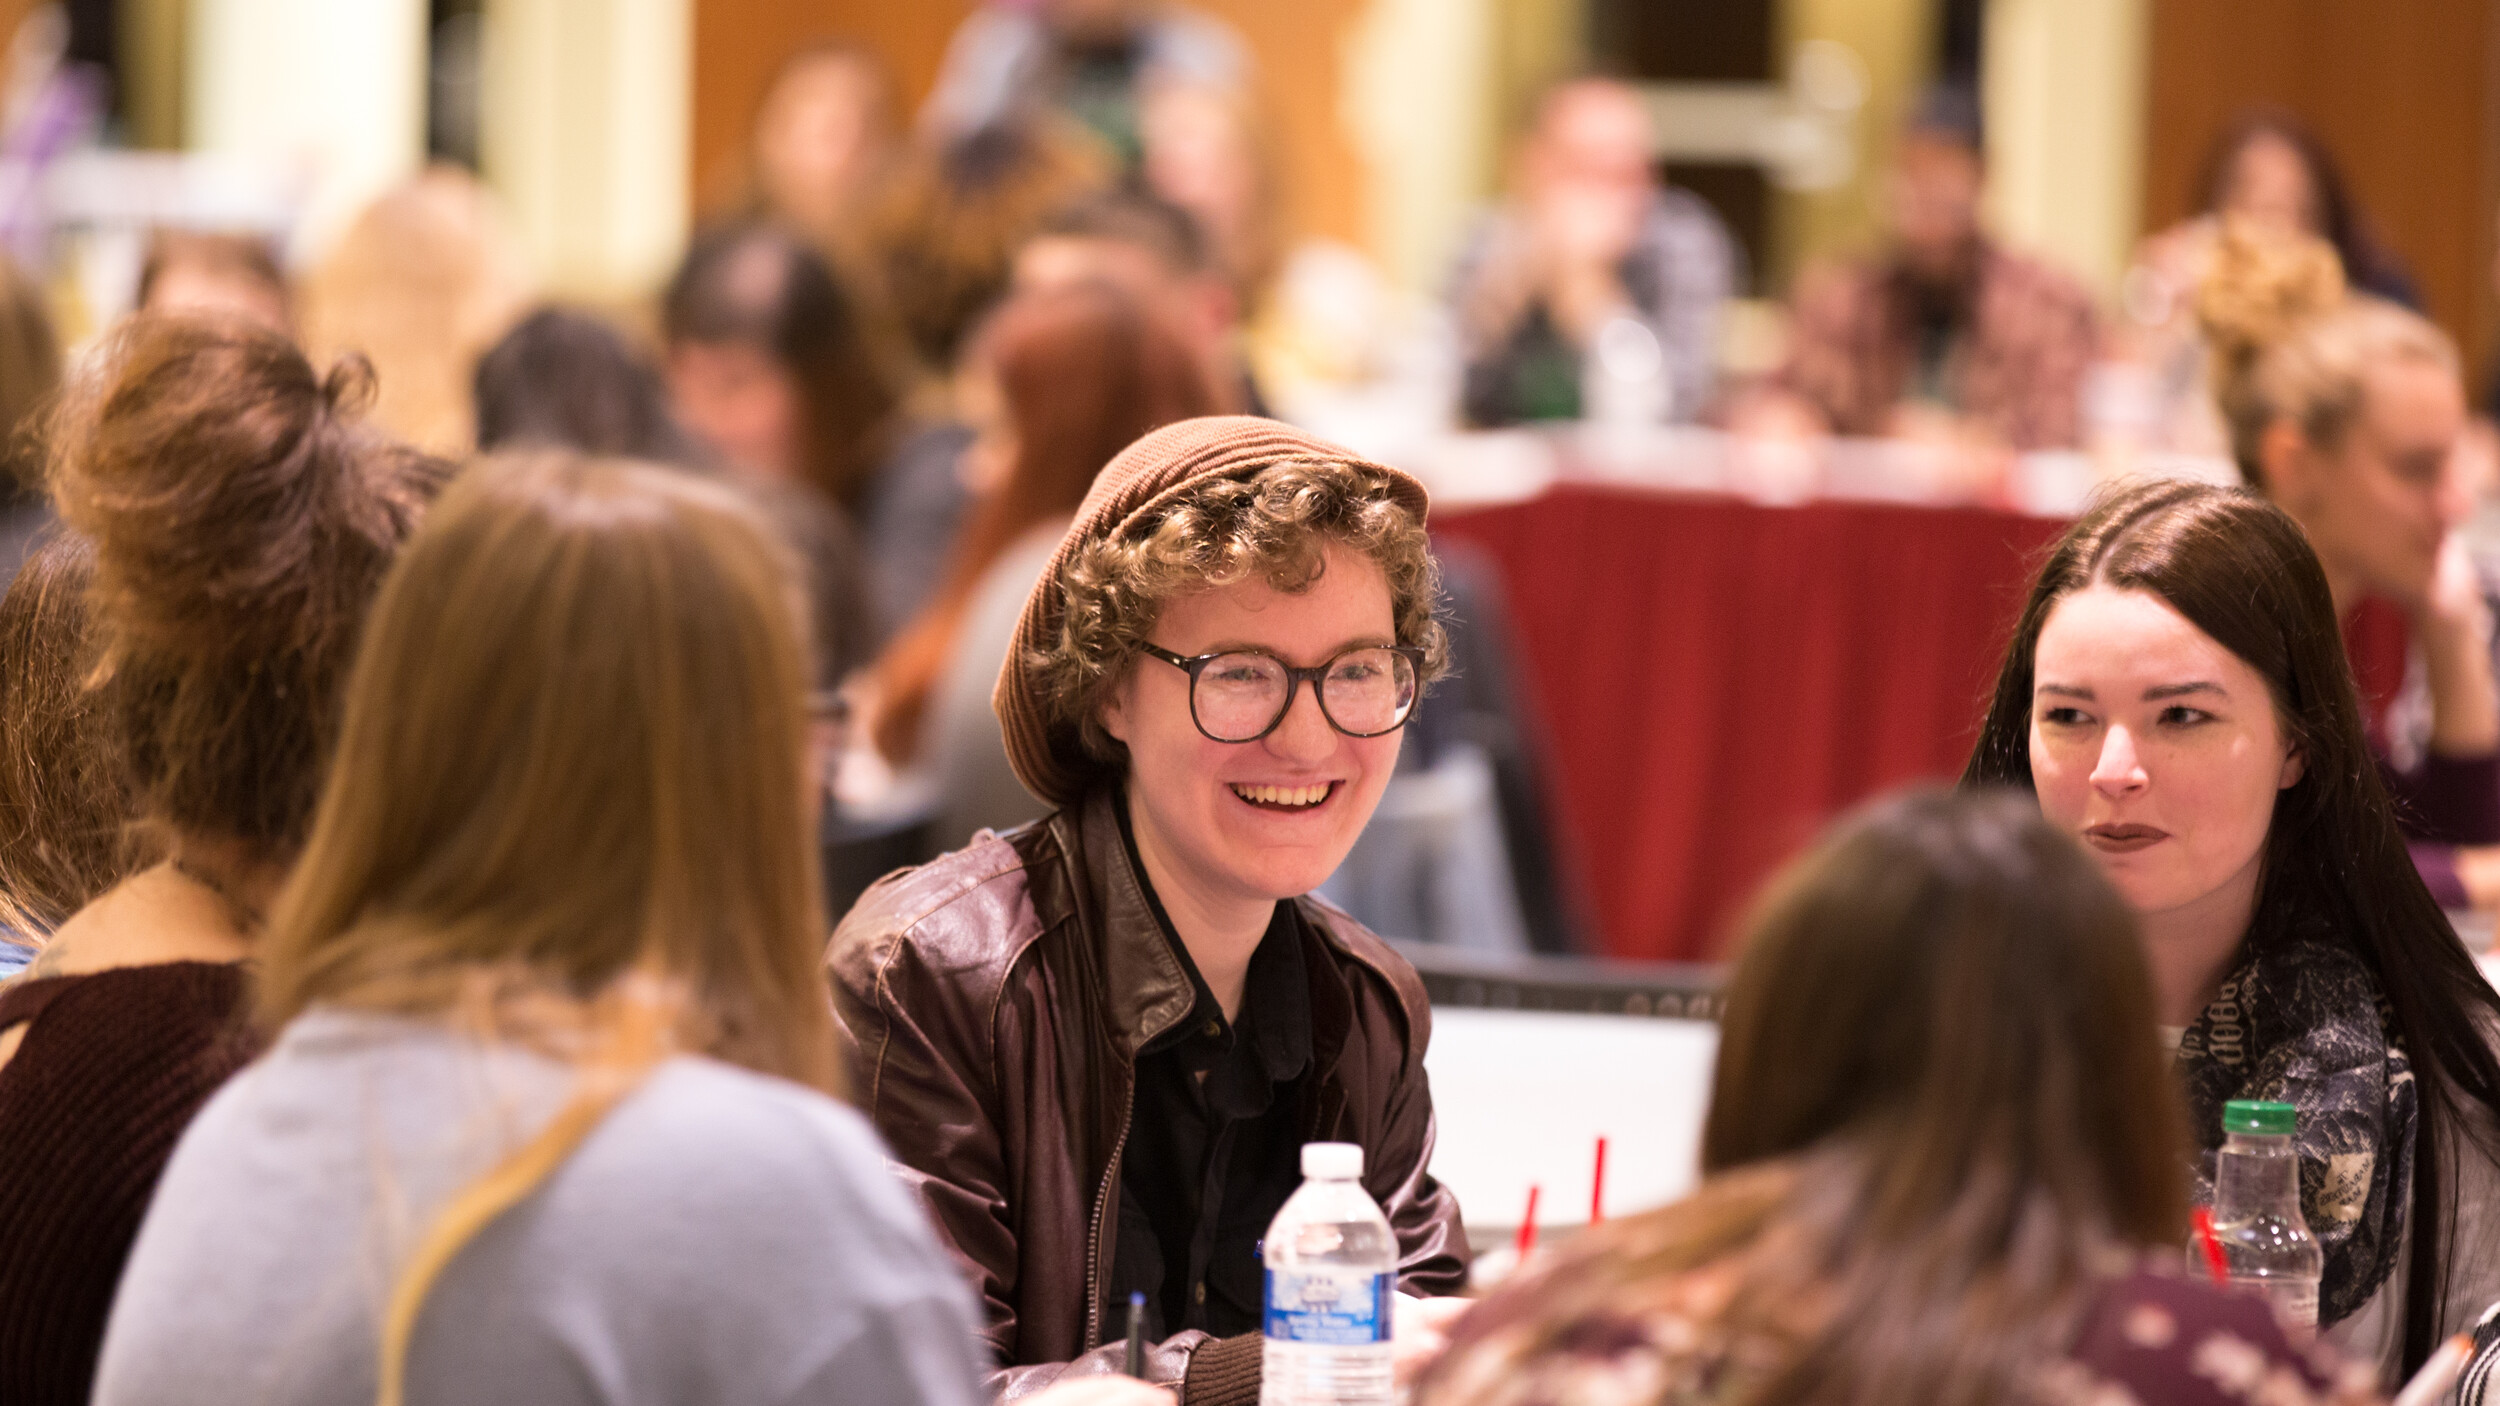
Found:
[994,415,1431,808]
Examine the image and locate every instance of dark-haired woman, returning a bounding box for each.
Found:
[1418,789,2376,1406]
[0,315,443,1406]
[1965,478,2500,1381]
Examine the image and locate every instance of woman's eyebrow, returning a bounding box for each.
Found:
[2034,682,2093,700]
[2143,681,2225,701]
[1200,634,1398,658]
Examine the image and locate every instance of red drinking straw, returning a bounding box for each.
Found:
[2191,1208,2229,1285]
[1590,1137,1609,1225]
[1514,1184,1541,1258]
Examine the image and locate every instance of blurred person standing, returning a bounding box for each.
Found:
[1013,189,1258,412]
[133,231,290,336]
[1774,87,2099,451]
[0,317,443,1406]
[867,281,1219,849]
[298,165,534,456]
[1448,77,1741,428]
[477,305,875,683]
[90,455,1167,1406]
[923,0,1248,174]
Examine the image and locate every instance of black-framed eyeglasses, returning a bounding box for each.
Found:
[1140,643,1425,743]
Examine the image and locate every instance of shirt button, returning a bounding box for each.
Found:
[1194,1282,1207,1305]
[1202,1019,1222,1038]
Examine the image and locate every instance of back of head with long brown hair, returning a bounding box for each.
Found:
[871,280,1220,764]
[1436,789,2182,1406]
[47,314,446,860]
[257,450,837,1091]
[0,532,140,939]
[1963,478,2500,1370]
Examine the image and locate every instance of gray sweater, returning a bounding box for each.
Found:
[93,1008,987,1406]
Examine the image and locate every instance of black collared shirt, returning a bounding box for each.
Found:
[1108,804,1314,1340]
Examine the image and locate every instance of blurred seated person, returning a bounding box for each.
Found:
[873,118,1112,376]
[1417,790,2378,1406]
[1013,189,1257,412]
[298,166,535,455]
[2197,226,2500,910]
[1447,76,1739,428]
[476,305,874,684]
[867,281,1217,848]
[1138,80,1283,313]
[134,230,290,335]
[1770,86,2098,452]
[828,417,1471,1403]
[663,221,929,643]
[2124,111,2420,455]
[747,42,899,275]
[923,0,1248,173]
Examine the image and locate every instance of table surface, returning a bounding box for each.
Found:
[1422,1006,1717,1246]
[1436,482,2065,961]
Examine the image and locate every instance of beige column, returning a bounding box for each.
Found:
[184,0,426,254]
[1982,0,2149,299]
[480,0,689,303]
[1342,0,1498,291]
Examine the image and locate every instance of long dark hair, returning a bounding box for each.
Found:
[2195,109,2414,305]
[1423,789,2184,1406]
[1962,477,2500,1369]
[662,220,905,508]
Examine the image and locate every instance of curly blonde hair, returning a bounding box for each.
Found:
[2196,219,2456,482]
[1036,457,1448,773]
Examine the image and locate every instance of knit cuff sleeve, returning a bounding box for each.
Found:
[1180,1332,1262,1406]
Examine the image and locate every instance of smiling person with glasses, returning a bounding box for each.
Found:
[828,417,1472,1406]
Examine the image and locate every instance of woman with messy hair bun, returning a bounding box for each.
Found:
[2196,223,2500,911]
[0,314,446,1406]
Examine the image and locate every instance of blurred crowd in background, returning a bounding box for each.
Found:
[0,0,2487,955]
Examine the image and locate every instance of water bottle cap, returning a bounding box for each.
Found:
[2223,1099,2296,1135]
[1302,1142,1364,1179]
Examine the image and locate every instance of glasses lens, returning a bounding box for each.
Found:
[1318,648,1417,735]
[1192,652,1290,741]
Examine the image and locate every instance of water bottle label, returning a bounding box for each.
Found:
[1262,1268,1393,1345]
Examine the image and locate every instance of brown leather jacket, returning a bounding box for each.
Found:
[826,789,1470,1404]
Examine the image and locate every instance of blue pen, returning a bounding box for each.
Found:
[1123,1291,1148,1377]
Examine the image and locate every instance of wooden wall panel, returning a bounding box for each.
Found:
[690,0,1365,247]
[2145,0,2500,379]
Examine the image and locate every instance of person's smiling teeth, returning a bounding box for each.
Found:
[1231,782,1331,808]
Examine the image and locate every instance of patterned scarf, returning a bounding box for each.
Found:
[2175,916,2418,1326]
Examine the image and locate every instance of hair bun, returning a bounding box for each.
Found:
[2195,220,2346,393]
[321,351,377,418]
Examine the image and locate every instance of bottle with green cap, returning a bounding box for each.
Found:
[2203,1099,2323,1328]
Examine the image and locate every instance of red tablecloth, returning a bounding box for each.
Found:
[1435,485,2067,962]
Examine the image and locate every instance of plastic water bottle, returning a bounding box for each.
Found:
[2204,1099,2324,1328]
[1262,1142,1395,1406]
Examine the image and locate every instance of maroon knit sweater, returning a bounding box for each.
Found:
[0,961,258,1406]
